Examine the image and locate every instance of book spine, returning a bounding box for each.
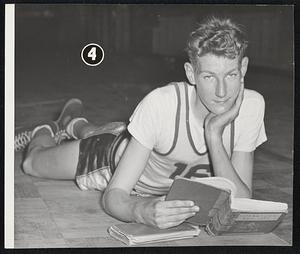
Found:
[205,197,234,235]
[208,191,232,219]
[206,212,287,235]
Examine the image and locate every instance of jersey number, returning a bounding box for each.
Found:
[169,163,211,179]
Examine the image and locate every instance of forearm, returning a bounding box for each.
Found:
[102,187,154,223]
[207,135,251,198]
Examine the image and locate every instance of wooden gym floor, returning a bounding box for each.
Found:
[13,51,293,247]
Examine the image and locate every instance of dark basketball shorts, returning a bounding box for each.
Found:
[75,130,130,191]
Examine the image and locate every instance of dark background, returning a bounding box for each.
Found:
[15,4,293,84]
[15,4,294,159]
[16,5,293,70]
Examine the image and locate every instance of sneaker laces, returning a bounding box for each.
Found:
[14,129,71,152]
[54,129,71,144]
[14,131,32,151]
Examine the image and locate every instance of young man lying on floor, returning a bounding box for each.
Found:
[17,17,266,229]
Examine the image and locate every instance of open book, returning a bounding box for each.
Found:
[166,176,288,235]
[108,222,201,246]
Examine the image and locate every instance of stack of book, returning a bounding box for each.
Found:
[108,176,288,245]
[166,176,288,235]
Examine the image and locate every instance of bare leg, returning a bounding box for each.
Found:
[73,120,100,139]
[23,114,127,180]
[23,128,80,180]
[72,120,127,139]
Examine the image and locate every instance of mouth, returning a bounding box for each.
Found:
[213,98,230,104]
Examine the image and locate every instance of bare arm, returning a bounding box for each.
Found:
[205,134,253,198]
[204,83,253,198]
[102,137,199,228]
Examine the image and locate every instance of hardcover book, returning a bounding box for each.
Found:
[166,176,288,235]
[108,222,201,246]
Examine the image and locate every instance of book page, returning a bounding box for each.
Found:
[231,198,288,213]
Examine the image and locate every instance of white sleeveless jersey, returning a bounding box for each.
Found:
[127,82,267,195]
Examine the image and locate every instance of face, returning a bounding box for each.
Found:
[185,53,248,116]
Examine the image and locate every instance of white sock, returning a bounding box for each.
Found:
[66,117,88,139]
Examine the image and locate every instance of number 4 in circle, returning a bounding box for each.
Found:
[81,43,104,67]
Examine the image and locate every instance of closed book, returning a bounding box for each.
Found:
[166,176,232,225]
[108,222,201,246]
[166,176,288,235]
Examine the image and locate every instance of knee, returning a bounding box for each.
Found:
[22,156,33,176]
[22,152,39,177]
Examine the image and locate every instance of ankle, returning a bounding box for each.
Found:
[76,124,100,139]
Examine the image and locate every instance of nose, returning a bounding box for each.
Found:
[215,78,227,98]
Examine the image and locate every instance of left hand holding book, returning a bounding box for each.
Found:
[133,196,200,229]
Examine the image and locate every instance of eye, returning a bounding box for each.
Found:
[203,75,214,80]
[227,73,238,78]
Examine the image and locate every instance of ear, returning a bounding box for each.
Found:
[184,62,196,85]
[240,56,249,78]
